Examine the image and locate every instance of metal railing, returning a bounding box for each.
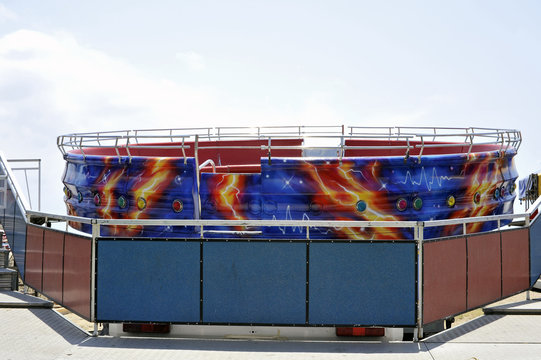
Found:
[0,152,29,214]
[7,159,41,211]
[57,126,522,163]
[25,208,531,339]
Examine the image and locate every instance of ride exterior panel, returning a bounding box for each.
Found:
[59,127,520,239]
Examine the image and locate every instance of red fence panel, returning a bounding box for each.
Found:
[42,229,65,304]
[24,224,91,320]
[423,237,467,324]
[25,225,44,291]
[501,228,530,297]
[63,233,91,319]
[466,233,501,309]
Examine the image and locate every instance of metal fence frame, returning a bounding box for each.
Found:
[57,126,522,164]
[26,206,536,340]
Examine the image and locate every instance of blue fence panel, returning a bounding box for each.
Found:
[1,189,15,251]
[530,217,541,286]
[309,242,416,326]
[203,242,306,324]
[12,198,26,279]
[1,187,26,279]
[96,240,200,322]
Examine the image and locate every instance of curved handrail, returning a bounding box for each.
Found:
[57,126,522,163]
[198,159,216,173]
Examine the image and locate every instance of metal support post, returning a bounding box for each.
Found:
[38,159,41,211]
[415,222,424,341]
[90,222,100,327]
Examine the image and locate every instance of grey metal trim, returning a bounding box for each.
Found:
[56,126,522,163]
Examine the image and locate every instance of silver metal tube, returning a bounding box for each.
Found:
[24,209,529,229]
[198,159,216,173]
[194,135,201,218]
[90,222,100,323]
[23,169,31,209]
[416,222,424,340]
[26,210,94,225]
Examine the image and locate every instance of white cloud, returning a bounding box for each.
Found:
[0,4,17,22]
[0,30,224,133]
[176,50,206,71]
[5,28,527,216]
[0,30,348,213]
[0,30,222,213]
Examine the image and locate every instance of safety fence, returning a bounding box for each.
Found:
[0,152,29,278]
[20,207,541,339]
[423,228,531,324]
[57,126,521,163]
[25,224,91,319]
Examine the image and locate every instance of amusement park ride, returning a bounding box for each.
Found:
[1,125,541,341]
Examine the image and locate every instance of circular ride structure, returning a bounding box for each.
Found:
[58,126,521,240]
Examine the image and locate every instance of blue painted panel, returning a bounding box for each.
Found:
[63,156,199,237]
[203,242,306,324]
[260,153,517,240]
[1,187,26,279]
[530,217,541,286]
[12,202,26,279]
[199,173,261,237]
[96,240,200,322]
[309,242,416,326]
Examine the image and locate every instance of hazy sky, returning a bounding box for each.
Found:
[0,1,539,213]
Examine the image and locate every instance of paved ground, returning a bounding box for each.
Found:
[1,291,541,360]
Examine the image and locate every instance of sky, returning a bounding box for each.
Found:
[0,0,540,214]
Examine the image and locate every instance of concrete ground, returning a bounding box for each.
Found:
[1,290,541,360]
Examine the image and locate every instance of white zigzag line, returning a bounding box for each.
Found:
[401,166,453,191]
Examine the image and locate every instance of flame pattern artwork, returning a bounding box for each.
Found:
[63,149,518,240]
[63,155,198,237]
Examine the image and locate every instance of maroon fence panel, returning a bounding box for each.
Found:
[467,233,501,309]
[501,228,530,297]
[24,224,91,320]
[25,224,44,292]
[42,229,65,304]
[63,233,91,319]
[423,237,467,324]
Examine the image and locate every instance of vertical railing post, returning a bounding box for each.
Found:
[38,159,41,211]
[414,222,424,341]
[91,221,100,336]
[194,135,201,218]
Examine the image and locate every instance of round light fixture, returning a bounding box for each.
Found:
[396,198,408,212]
[412,197,423,211]
[137,197,147,210]
[310,202,322,213]
[474,192,481,204]
[249,200,261,215]
[118,195,128,209]
[356,200,367,213]
[172,199,183,213]
[93,193,101,206]
[64,186,72,199]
